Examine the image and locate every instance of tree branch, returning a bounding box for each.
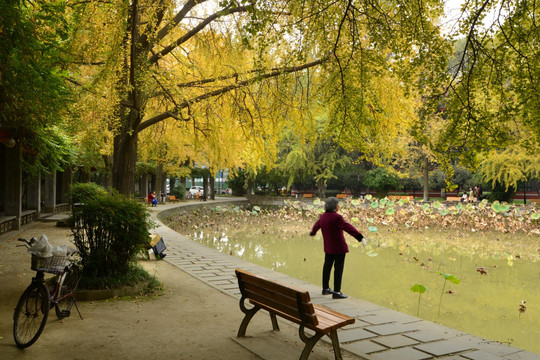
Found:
[154,0,209,43]
[137,57,328,132]
[149,6,248,64]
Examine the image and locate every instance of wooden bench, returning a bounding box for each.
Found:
[235,269,355,360]
[388,195,413,200]
[336,194,348,199]
[528,199,540,204]
[168,195,179,203]
[446,196,477,202]
[302,193,313,198]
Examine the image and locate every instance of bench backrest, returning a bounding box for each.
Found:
[235,269,318,327]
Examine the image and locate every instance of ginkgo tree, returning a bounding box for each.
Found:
[62,0,449,195]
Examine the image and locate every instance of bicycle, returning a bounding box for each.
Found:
[13,237,83,348]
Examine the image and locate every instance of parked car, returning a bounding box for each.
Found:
[189,186,204,195]
[214,188,232,195]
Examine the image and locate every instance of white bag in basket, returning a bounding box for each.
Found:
[27,234,67,258]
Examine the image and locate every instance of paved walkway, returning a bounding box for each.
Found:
[147,199,538,360]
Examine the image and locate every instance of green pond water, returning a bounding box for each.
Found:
[164,207,540,354]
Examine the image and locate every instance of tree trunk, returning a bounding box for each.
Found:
[209,175,215,200]
[423,155,429,202]
[112,132,137,196]
[203,175,209,201]
[317,178,325,198]
[169,176,176,194]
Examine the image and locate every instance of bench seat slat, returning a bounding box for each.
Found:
[313,305,355,332]
[242,282,316,326]
[250,299,319,327]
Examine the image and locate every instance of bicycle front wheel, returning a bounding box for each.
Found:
[55,265,80,319]
[13,282,50,348]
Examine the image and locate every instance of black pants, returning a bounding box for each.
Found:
[322,253,346,292]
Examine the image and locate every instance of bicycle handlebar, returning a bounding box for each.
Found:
[17,237,37,248]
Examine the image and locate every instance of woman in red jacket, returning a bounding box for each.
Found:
[310,197,366,299]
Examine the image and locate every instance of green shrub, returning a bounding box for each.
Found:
[228,169,246,196]
[364,168,401,197]
[487,182,516,203]
[71,191,154,282]
[70,182,107,204]
[325,189,341,197]
[171,184,185,200]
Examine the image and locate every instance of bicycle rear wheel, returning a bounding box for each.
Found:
[55,265,80,319]
[13,282,50,348]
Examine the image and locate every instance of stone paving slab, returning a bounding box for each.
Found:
[414,338,476,357]
[343,339,387,355]
[372,334,420,349]
[461,350,508,360]
[370,347,433,360]
[150,201,540,360]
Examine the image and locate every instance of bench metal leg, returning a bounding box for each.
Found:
[270,312,280,331]
[328,330,343,360]
[298,325,324,360]
[238,304,260,337]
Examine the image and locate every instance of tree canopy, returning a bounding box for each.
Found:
[5,0,540,193]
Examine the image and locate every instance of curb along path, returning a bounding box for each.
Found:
[150,199,539,360]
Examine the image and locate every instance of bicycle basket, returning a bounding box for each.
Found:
[31,254,70,274]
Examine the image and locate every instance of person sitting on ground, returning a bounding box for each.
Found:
[460,192,468,202]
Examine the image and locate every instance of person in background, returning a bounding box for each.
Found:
[310,197,366,299]
[148,191,158,207]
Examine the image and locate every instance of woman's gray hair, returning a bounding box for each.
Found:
[325,197,339,212]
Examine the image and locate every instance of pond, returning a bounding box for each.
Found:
[163,200,540,354]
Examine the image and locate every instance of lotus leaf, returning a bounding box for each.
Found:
[368,226,379,232]
[398,199,405,206]
[440,209,448,216]
[313,199,322,205]
[365,194,373,200]
[367,252,379,257]
[531,213,540,220]
[501,204,510,212]
[380,198,388,205]
[410,284,428,293]
[367,217,374,223]
[352,217,359,223]
[440,273,460,284]
[385,208,395,216]
[351,199,359,206]
[371,202,379,209]
[423,203,430,211]
[433,201,441,209]
[388,200,395,207]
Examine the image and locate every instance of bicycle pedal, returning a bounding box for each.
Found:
[60,310,71,317]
